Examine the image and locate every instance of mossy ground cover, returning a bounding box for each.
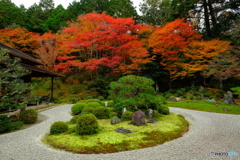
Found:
[166,101,240,115]
[43,113,189,154]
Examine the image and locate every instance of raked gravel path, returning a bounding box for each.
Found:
[0,104,239,160]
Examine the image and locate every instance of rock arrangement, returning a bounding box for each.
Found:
[147,119,158,123]
[205,99,216,103]
[167,97,178,102]
[110,117,121,124]
[115,127,131,134]
[222,91,235,104]
[132,110,146,126]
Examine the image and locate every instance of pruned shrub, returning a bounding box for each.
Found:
[156,96,167,105]
[70,115,79,124]
[80,111,92,116]
[121,111,134,121]
[76,114,99,135]
[98,96,104,101]
[196,97,202,100]
[0,115,12,133]
[86,102,102,108]
[71,102,86,115]
[86,99,101,104]
[50,121,68,134]
[203,92,212,98]
[164,92,173,99]
[11,121,24,130]
[93,107,110,119]
[107,100,114,107]
[82,106,95,113]
[19,109,38,124]
[86,96,93,99]
[157,106,170,115]
[69,98,78,104]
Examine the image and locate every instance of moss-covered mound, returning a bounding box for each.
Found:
[43,113,189,154]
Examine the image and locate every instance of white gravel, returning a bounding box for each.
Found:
[0,104,239,160]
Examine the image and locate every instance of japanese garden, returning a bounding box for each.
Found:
[0,0,239,159]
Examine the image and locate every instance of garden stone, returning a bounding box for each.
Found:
[110,117,121,124]
[222,108,230,111]
[205,99,216,103]
[115,127,131,134]
[122,107,126,114]
[167,97,178,102]
[132,110,146,126]
[148,109,153,118]
[222,91,235,104]
[199,86,204,92]
[104,101,108,107]
[147,119,158,123]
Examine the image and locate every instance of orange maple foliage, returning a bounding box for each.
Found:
[0,28,39,57]
[55,13,150,74]
[149,19,202,62]
[176,39,231,78]
[34,32,70,71]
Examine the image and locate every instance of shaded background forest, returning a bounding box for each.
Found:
[0,0,240,102]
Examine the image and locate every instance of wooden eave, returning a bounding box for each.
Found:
[21,63,63,77]
[0,42,43,65]
[0,42,62,77]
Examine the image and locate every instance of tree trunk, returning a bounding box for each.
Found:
[208,0,217,36]
[203,0,212,37]
[155,81,159,93]
[219,79,223,89]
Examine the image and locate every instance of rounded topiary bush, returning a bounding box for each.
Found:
[70,115,79,124]
[157,106,170,115]
[19,109,38,124]
[71,102,86,115]
[76,114,99,135]
[86,102,102,108]
[82,106,95,113]
[107,100,114,107]
[93,107,110,119]
[121,111,134,121]
[86,99,102,104]
[50,121,68,134]
[98,96,104,101]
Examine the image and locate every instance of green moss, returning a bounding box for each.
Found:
[43,113,189,154]
[167,101,240,115]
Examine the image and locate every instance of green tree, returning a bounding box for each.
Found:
[0,0,25,29]
[42,5,68,33]
[109,75,167,114]
[181,0,239,38]
[109,75,156,100]
[225,18,240,46]
[140,0,174,25]
[66,0,82,21]
[79,0,110,14]
[24,3,44,33]
[24,0,54,33]
[0,49,31,111]
[109,0,138,18]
